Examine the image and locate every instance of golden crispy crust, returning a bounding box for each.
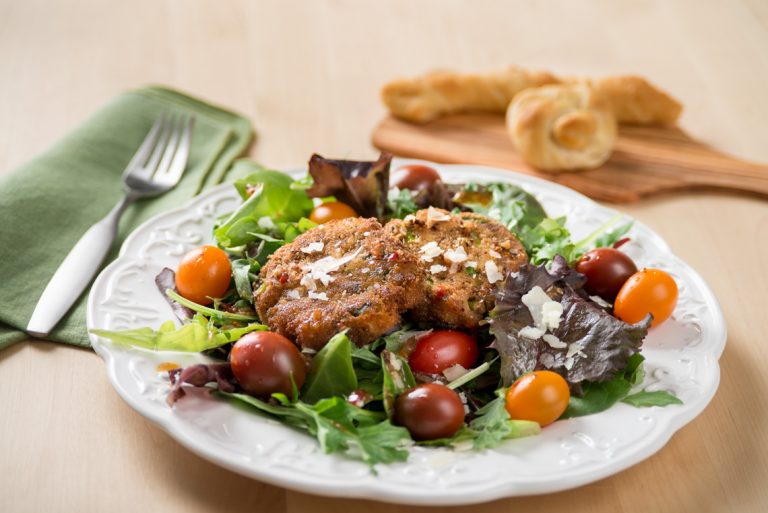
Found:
[506,83,618,172]
[255,217,426,350]
[385,209,527,328]
[381,66,560,123]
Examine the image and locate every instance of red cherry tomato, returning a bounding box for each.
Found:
[505,371,570,427]
[309,201,357,224]
[175,245,232,305]
[408,330,479,375]
[392,164,442,191]
[394,383,465,440]
[614,268,678,327]
[575,248,637,302]
[230,332,306,398]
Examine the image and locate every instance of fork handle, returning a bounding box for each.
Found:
[26,193,137,338]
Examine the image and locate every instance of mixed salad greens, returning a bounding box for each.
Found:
[92,154,681,468]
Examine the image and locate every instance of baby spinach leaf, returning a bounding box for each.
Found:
[302,332,358,403]
[561,377,633,418]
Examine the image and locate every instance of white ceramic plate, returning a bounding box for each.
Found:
[87,160,726,506]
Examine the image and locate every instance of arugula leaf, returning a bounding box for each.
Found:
[221,392,409,468]
[419,390,540,449]
[91,315,266,352]
[387,187,419,219]
[622,390,683,407]
[165,289,259,322]
[381,350,416,419]
[231,258,257,302]
[302,332,358,403]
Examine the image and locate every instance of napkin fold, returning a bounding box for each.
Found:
[0,86,254,350]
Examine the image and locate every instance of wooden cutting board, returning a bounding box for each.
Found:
[372,114,768,203]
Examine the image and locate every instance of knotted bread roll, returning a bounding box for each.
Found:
[506,83,617,171]
[381,65,559,123]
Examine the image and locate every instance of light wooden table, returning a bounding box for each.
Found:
[1,1,767,512]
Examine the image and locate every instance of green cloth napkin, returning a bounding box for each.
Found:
[0,86,254,350]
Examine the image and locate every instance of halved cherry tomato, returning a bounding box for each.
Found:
[230,331,306,398]
[175,245,232,305]
[575,247,637,302]
[505,371,570,427]
[614,268,678,327]
[394,383,465,440]
[392,164,442,191]
[309,201,357,224]
[408,330,478,375]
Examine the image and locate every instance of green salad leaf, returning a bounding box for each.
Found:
[560,353,681,418]
[221,392,410,467]
[90,314,266,352]
[302,332,359,403]
[215,167,314,248]
[381,350,416,419]
[419,389,540,449]
[622,390,683,407]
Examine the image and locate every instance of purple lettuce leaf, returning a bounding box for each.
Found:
[167,363,236,406]
[155,268,194,321]
[489,256,650,388]
[306,152,391,219]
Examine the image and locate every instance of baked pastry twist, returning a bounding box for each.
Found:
[381,66,559,123]
[583,75,683,126]
[506,83,617,171]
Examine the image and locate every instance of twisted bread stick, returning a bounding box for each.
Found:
[381,66,559,123]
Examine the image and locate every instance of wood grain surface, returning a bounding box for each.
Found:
[1,1,768,512]
[373,114,768,202]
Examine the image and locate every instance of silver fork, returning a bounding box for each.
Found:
[27,115,195,338]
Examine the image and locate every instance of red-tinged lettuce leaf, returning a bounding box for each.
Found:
[306,152,392,219]
[167,363,237,405]
[489,256,650,388]
[155,267,194,321]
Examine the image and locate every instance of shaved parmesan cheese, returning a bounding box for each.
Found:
[444,246,468,264]
[442,364,469,382]
[300,242,324,254]
[488,249,502,259]
[465,261,477,268]
[484,260,503,284]
[521,286,562,332]
[519,326,545,339]
[542,333,567,349]
[430,264,448,274]
[285,289,301,299]
[403,214,416,222]
[426,207,451,223]
[564,357,575,370]
[308,291,329,301]
[301,246,362,290]
[419,241,444,262]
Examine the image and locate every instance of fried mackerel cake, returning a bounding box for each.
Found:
[386,207,527,328]
[255,217,425,350]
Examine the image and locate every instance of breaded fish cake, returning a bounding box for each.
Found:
[385,207,527,328]
[255,217,425,350]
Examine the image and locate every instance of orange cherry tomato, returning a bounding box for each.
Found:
[309,201,357,224]
[175,245,232,305]
[505,371,570,427]
[614,268,678,327]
